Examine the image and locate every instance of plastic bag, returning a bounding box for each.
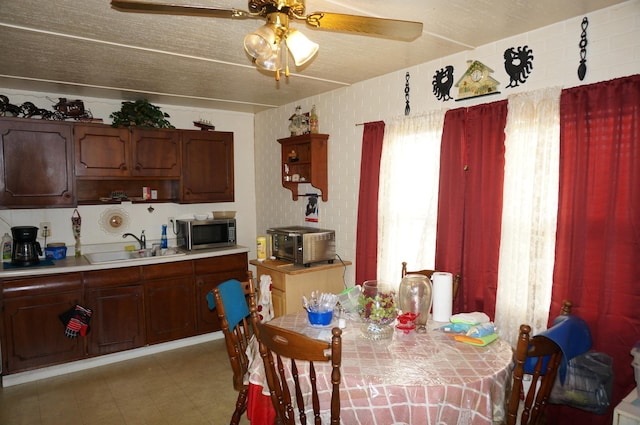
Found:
[549,351,613,414]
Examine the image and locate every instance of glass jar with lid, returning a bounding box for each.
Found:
[398,274,433,331]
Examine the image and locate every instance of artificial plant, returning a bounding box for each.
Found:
[109,99,174,128]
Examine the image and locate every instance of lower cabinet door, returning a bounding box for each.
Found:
[145,277,195,344]
[3,291,84,373]
[86,285,145,355]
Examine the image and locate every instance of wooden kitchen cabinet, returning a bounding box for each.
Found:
[278,133,328,201]
[130,127,181,177]
[0,117,75,208]
[83,267,145,356]
[142,261,195,344]
[74,124,130,177]
[193,252,248,333]
[74,125,180,178]
[250,259,349,317]
[1,273,83,373]
[181,130,234,203]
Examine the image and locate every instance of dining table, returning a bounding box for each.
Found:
[246,310,514,425]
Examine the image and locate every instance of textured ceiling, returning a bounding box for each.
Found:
[0,0,627,113]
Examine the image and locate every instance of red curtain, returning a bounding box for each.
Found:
[547,75,640,425]
[355,121,385,284]
[435,101,507,317]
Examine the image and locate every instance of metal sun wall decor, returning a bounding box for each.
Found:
[432,65,454,101]
[504,46,534,88]
[578,17,589,81]
[404,72,411,115]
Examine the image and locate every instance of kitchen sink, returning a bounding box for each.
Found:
[84,249,186,264]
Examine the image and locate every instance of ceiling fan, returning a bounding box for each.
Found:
[111,0,423,80]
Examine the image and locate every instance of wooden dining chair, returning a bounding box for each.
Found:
[401,261,461,302]
[257,322,342,425]
[506,300,573,425]
[212,271,260,425]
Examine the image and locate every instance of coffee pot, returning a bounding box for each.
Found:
[11,226,42,266]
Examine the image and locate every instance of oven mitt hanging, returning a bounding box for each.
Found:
[59,304,92,338]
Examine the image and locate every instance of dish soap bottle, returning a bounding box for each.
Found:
[2,232,12,262]
[160,224,168,249]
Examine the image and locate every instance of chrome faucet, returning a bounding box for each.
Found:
[123,230,146,250]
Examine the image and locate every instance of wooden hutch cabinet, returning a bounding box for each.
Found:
[0,117,75,208]
[278,133,328,201]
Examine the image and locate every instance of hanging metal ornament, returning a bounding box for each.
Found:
[504,46,534,88]
[578,17,589,81]
[404,72,411,115]
[432,65,454,101]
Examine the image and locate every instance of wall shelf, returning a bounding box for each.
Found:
[277,133,328,201]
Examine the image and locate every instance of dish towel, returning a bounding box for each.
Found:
[258,274,274,323]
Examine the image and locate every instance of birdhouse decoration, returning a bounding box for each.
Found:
[455,60,500,100]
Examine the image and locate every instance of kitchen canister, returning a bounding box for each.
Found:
[257,236,267,260]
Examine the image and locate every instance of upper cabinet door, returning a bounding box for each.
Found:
[130,128,181,177]
[0,118,76,208]
[74,124,130,177]
[180,130,234,203]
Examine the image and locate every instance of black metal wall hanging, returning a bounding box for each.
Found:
[0,95,94,121]
[432,65,454,101]
[578,17,589,81]
[404,72,411,115]
[504,46,534,88]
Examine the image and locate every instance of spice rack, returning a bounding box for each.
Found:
[277,133,328,201]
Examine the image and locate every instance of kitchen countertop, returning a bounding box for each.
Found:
[250,258,351,274]
[0,245,249,279]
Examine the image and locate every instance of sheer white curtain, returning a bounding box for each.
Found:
[376,110,446,289]
[495,87,562,347]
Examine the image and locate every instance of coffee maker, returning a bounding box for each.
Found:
[11,226,42,266]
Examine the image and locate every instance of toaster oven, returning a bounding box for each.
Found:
[267,226,336,267]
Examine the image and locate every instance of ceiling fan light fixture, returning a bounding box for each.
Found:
[243,24,278,59]
[285,28,319,66]
[255,45,282,72]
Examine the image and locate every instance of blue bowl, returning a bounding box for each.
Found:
[307,309,333,326]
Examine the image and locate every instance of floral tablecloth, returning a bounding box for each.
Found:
[247,311,514,425]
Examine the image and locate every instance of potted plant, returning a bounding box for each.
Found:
[109,99,174,128]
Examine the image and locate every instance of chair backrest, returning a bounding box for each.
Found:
[257,322,342,425]
[401,262,461,302]
[506,300,573,425]
[213,271,259,392]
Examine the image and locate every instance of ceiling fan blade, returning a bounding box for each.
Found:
[305,12,423,41]
[110,0,252,19]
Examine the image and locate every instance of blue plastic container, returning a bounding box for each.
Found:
[307,309,333,326]
[45,245,67,260]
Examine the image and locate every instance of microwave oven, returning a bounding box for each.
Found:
[176,218,236,250]
[267,226,335,266]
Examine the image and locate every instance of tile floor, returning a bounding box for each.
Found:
[0,339,251,425]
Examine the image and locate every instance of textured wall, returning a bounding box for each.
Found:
[253,0,640,286]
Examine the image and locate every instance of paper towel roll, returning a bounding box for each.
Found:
[432,272,453,322]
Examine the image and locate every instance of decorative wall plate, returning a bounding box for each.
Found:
[99,207,130,235]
